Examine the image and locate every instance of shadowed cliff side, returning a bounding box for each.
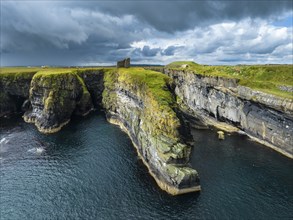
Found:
[0,71,37,116]
[23,70,95,133]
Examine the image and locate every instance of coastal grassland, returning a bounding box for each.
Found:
[0,67,109,90]
[1,67,43,74]
[0,67,111,76]
[166,61,293,99]
[118,67,174,107]
[0,70,39,81]
[31,69,103,108]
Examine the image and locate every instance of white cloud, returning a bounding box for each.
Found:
[129,19,293,65]
[1,1,292,66]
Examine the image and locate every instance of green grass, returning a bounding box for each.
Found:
[0,67,43,74]
[102,67,180,138]
[165,61,200,69]
[166,61,293,99]
[2,63,292,99]
[118,67,174,106]
[0,67,111,75]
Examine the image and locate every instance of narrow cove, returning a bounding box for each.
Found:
[1,111,292,219]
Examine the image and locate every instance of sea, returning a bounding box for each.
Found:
[0,111,292,219]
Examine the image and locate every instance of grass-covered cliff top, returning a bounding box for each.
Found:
[1,67,43,74]
[118,67,174,106]
[0,67,106,80]
[0,68,40,80]
[103,67,180,139]
[166,61,293,99]
[1,67,106,74]
[2,63,292,99]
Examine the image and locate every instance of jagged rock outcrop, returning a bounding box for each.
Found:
[0,71,36,116]
[102,68,200,195]
[165,68,293,158]
[23,71,94,133]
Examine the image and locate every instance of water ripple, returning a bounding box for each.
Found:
[0,113,292,220]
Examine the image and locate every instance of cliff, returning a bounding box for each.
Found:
[2,62,290,194]
[76,69,104,107]
[1,67,199,195]
[0,71,37,116]
[102,68,200,195]
[164,67,293,158]
[22,69,104,133]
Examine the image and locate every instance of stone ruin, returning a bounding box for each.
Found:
[117,58,130,68]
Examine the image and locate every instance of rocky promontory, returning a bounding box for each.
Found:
[23,70,94,133]
[102,68,200,194]
[1,62,291,194]
[0,67,200,195]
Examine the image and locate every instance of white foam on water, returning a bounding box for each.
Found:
[28,147,45,154]
[0,137,9,153]
[0,137,9,145]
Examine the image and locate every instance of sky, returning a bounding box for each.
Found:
[1,0,292,66]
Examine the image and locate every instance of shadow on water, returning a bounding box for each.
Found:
[0,111,292,220]
[190,127,293,219]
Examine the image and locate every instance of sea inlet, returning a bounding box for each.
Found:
[1,111,292,219]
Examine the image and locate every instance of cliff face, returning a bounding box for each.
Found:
[0,71,36,116]
[102,68,200,195]
[23,71,95,133]
[77,69,104,107]
[165,69,293,158]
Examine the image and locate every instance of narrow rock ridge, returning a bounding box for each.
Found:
[102,68,200,195]
[164,69,293,158]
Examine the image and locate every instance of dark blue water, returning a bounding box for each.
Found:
[0,112,292,220]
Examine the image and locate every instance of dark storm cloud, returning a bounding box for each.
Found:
[161,46,182,56]
[80,0,292,32]
[131,46,161,58]
[141,46,160,57]
[0,0,292,66]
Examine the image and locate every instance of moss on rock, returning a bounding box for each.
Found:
[166,61,293,99]
[102,67,200,195]
[24,70,93,133]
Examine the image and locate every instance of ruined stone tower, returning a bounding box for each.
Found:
[117,58,130,68]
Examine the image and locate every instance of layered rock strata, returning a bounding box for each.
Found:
[165,69,293,158]
[23,71,94,133]
[0,71,36,116]
[77,69,104,107]
[102,68,200,195]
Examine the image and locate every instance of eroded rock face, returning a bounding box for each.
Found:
[165,69,293,158]
[77,69,104,107]
[0,72,36,116]
[23,72,93,133]
[1,68,200,195]
[102,69,200,195]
